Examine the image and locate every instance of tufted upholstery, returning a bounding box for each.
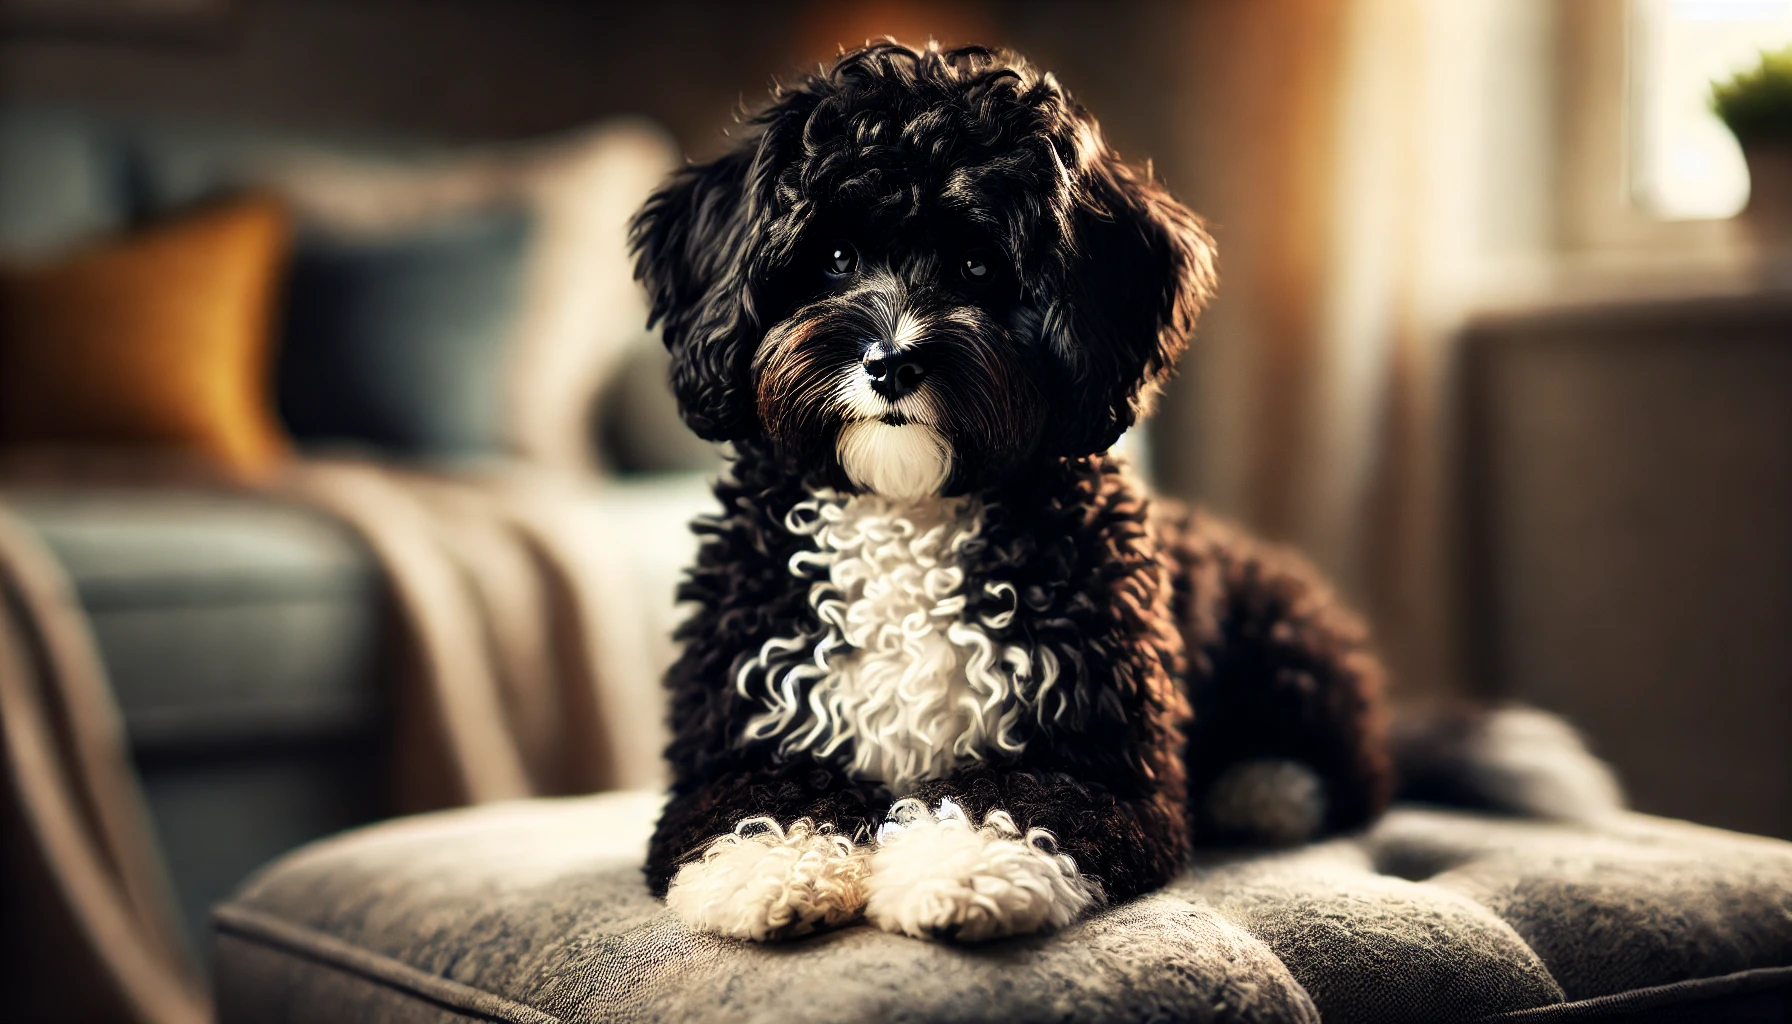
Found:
[212,791,1792,1023]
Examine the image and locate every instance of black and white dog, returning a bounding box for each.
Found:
[632,41,1392,943]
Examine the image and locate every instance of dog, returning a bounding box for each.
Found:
[630,40,1392,943]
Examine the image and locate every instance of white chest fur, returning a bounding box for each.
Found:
[735,491,1055,793]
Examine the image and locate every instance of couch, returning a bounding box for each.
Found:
[0,102,714,965]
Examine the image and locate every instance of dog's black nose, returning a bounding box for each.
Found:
[862,344,927,400]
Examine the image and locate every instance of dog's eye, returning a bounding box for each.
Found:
[960,250,995,284]
[826,242,858,277]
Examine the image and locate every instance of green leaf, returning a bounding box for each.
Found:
[1712,45,1792,146]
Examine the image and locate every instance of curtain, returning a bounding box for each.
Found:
[1155,0,1561,701]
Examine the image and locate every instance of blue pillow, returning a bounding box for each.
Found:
[276,207,531,457]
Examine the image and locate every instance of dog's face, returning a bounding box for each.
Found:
[631,42,1216,499]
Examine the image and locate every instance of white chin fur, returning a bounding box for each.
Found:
[1205,758,1327,846]
[866,798,1099,942]
[665,817,869,941]
[836,420,950,501]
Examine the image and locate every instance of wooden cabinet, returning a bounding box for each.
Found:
[1461,296,1792,839]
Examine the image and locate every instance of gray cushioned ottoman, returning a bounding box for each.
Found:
[212,792,1792,1023]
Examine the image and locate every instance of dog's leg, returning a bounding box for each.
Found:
[1170,511,1393,845]
[649,759,886,941]
[865,767,1186,942]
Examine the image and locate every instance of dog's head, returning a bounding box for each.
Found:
[631,41,1216,499]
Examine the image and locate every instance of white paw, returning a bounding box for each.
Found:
[866,798,1100,942]
[665,817,869,941]
[1205,758,1327,846]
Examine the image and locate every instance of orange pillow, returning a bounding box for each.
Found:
[0,197,292,473]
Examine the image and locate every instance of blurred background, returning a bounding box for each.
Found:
[2,0,1790,1003]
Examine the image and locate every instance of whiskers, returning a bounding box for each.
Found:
[831,365,940,425]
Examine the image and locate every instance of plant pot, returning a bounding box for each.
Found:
[1740,143,1792,250]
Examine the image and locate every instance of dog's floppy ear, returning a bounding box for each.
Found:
[1051,158,1217,457]
[630,147,761,442]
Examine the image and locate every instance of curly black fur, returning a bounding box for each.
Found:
[631,41,1215,488]
[1161,507,1392,840]
[632,41,1391,924]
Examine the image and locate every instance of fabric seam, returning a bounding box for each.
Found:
[212,905,562,1024]
[1472,964,1792,1022]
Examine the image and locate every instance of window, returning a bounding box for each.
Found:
[1631,0,1792,220]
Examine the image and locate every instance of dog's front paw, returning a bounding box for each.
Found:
[866,798,1100,942]
[665,817,869,941]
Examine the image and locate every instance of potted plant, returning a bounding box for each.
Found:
[1713,46,1792,243]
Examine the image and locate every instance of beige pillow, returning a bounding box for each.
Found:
[255,121,680,472]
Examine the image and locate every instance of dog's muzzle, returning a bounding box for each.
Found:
[836,339,950,501]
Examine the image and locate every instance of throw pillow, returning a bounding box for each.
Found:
[128,119,680,470]
[276,207,531,457]
[0,196,291,473]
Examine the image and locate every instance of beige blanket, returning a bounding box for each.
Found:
[0,454,666,1024]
